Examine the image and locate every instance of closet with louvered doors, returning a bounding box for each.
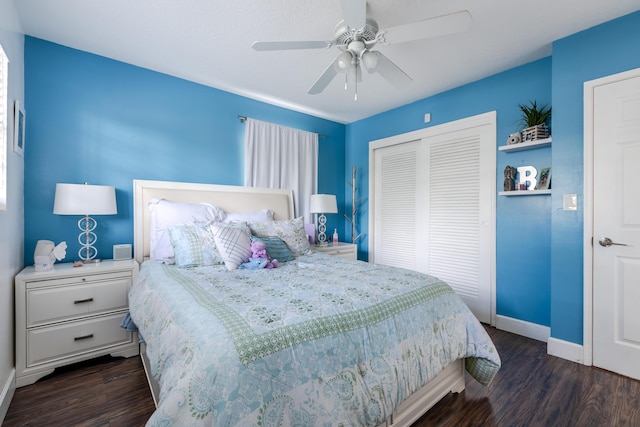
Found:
[368,112,496,324]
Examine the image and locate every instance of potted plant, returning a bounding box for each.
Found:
[518,100,551,141]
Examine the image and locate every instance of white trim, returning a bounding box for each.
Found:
[370,111,497,151]
[583,66,640,367]
[547,337,584,364]
[495,315,550,342]
[0,368,16,424]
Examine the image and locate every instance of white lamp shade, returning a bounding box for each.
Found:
[309,194,337,214]
[53,183,117,215]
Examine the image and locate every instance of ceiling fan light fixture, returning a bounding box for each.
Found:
[336,50,353,72]
[361,50,379,72]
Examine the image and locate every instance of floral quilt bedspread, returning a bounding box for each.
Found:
[129,252,500,426]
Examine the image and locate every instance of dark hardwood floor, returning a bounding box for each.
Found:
[4,327,639,426]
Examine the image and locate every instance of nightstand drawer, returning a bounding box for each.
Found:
[27,313,133,367]
[314,243,357,260]
[326,248,357,259]
[27,277,130,327]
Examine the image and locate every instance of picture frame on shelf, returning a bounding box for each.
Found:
[13,100,25,156]
[537,166,551,190]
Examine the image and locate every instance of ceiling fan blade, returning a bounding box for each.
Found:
[369,51,412,88]
[308,58,339,94]
[252,40,333,51]
[381,10,472,44]
[340,0,366,29]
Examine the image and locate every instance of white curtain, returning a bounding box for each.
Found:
[244,118,318,223]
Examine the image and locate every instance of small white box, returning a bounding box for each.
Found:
[113,244,132,260]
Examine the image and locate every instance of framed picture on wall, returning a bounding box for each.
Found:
[537,166,551,190]
[13,100,25,156]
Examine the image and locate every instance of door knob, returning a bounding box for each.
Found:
[598,237,627,247]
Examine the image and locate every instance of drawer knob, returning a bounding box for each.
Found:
[73,298,94,304]
[74,334,94,341]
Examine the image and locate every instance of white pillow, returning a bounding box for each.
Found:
[223,209,274,223]
[149,198,225,261]
[211,222,252,271]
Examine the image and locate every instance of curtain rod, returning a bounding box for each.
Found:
[238,115,325,138]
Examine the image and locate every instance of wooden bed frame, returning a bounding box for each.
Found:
[132,179,465,427]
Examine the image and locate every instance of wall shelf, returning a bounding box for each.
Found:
[499,137,552,152]
[499,190,551,196]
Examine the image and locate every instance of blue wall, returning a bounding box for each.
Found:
[24,37,345,265]
[549,10,640,344]
[346,58,553,328]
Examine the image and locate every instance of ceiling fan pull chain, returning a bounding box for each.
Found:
[354,71,358,101]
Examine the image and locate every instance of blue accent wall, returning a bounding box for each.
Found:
[346,58,553,328]
[549,10,640,344]
[24,37,345,265]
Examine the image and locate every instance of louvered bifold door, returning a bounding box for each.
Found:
[372,139,428,271]
[424,130,486,320]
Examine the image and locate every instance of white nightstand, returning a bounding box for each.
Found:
[14,259,139,387]
[314,242,358,260]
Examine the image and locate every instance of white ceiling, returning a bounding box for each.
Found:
[13,0,640,124]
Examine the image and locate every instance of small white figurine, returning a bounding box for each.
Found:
[34,240,67,272]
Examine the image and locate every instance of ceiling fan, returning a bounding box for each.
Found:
[252,0,472,99]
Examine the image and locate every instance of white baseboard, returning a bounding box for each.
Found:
[547,337,584,364]
[494,316,586,365]
[0,369,16,424]
[495,315,550,342]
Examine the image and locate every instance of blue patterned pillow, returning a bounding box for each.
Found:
[250,235,294,262]
[168,225,224,267]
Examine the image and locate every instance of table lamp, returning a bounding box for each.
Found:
[309,194,337,246]
[53,182,117,263]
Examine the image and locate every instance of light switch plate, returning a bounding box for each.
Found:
[563,194,577,211]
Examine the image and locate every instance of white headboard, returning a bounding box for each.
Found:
[133,180,295,263]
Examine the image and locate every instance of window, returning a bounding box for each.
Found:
[243,118,319,223]
[0,43,8,211]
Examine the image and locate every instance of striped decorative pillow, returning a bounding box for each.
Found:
[211,222,252,271]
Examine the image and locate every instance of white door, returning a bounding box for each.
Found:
[370,113,496,324]
[372,138,426,271]
[592,72,640,380]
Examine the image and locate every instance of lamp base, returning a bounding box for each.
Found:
[83,259,102,265]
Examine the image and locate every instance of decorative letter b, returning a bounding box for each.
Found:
[517,166,538,190]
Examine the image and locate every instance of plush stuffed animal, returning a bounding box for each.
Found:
[240,241,278,270]
[250,240,278,269]
[240,257,267,270]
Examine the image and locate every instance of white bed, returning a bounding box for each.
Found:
[130,179,499,426]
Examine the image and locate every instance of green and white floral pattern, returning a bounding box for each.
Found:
[130,252,500,426]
